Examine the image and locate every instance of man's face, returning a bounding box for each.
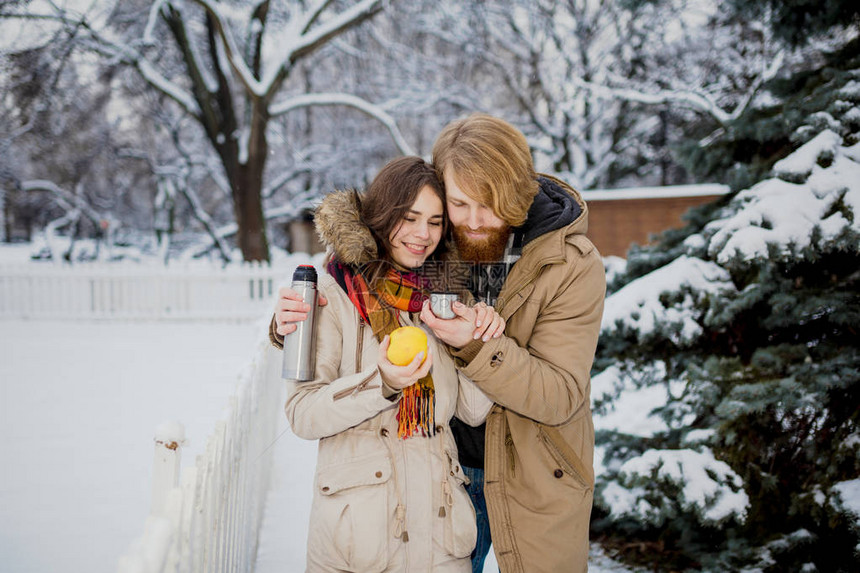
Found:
[444,171,510,262]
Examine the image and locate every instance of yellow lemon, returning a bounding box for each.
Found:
[387,326,428,366]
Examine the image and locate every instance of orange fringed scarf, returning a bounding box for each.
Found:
[328,260,435,439]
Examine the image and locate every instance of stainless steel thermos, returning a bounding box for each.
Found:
[281,265,318,381]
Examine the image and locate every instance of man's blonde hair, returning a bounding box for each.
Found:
[432,113,538,227]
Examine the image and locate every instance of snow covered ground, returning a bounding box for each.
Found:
[0,318,264,572]
[1,316,641,573]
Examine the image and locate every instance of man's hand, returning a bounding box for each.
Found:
[377,335,433,390]
[420,300,505,349]
[274,286,328,336]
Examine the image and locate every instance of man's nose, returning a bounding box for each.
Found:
[467,210,482,230]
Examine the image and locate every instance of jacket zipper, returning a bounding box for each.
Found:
[331,369,378,400]
[355,318,364,372]
[332,319,373,401]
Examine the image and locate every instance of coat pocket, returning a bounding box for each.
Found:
[311,454,393,572]
[441,453,478,558]
[537,427,592,489]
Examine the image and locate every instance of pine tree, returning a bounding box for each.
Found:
[592,8,860,568]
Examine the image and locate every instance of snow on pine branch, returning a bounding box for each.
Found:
[702,131,860,265]
[591,362,696,439]
[604,127,860,336]
[601,255,734,344]
[772,130,843,180]
[832,479,860,531]
[600,448,749,526]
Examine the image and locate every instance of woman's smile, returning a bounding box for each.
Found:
[403,242,430,255]
[388,185,444,268]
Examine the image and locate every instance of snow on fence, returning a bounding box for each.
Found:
[118,337,284,573]
[0,262,282,320]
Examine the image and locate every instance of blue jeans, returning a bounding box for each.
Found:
[463,465,492,573]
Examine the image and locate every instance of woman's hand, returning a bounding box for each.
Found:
[274,286,328,336]
[377,335,433,390]
[471,301,506,342]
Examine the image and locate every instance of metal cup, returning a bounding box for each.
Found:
[430,292,458,319]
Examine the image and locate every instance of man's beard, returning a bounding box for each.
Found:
[452,224,512,263]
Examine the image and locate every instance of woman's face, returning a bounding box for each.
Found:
[387,185,444,269]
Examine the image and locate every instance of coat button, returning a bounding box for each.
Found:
[490,351,505,368]
[321,486,330,492]
[375,471,383,478]
[554,469,564,479]
[380,428,389,437]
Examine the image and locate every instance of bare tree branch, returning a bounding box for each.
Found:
[580,50,785,128]
[21,179,105,226]
[187,0,260,94]
[298,0,336,35]
[270,92,414,155]
[264,0,384,99]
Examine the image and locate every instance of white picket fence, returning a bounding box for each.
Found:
[0,262,282,320]
[118,337,284,573]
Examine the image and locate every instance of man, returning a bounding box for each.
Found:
[272,114,605,572]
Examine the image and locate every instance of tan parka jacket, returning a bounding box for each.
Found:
[275,191,492,572]
[452,176,605,573]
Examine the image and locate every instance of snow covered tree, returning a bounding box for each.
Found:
[0,18,158,259]
[6,0,816,254]
[4,0,414,262]
[432,0,709,189]
[592,30,860,573]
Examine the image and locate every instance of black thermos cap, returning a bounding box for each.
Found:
[292,264,318,283]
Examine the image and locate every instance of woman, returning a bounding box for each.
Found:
[283,156,500,572]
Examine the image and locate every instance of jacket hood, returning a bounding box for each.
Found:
[518,175,588,245]
[314,190,459,267]
[314,190,378,266]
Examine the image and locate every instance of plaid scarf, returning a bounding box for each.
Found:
[328,259,435,439]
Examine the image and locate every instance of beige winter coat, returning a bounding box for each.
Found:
[281,191,491,572]
[452,176,606,573]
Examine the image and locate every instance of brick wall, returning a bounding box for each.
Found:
[582,186,729,257]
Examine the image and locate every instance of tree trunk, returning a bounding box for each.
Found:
[233,161,269,262]
[1,187,9,243]
[227,102,270,262]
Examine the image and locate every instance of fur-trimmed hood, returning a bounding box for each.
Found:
[314,190,378,266]
[314,189,459,267]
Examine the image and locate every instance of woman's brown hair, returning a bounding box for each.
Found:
[432,113,538,227]
[357,156,447,282]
